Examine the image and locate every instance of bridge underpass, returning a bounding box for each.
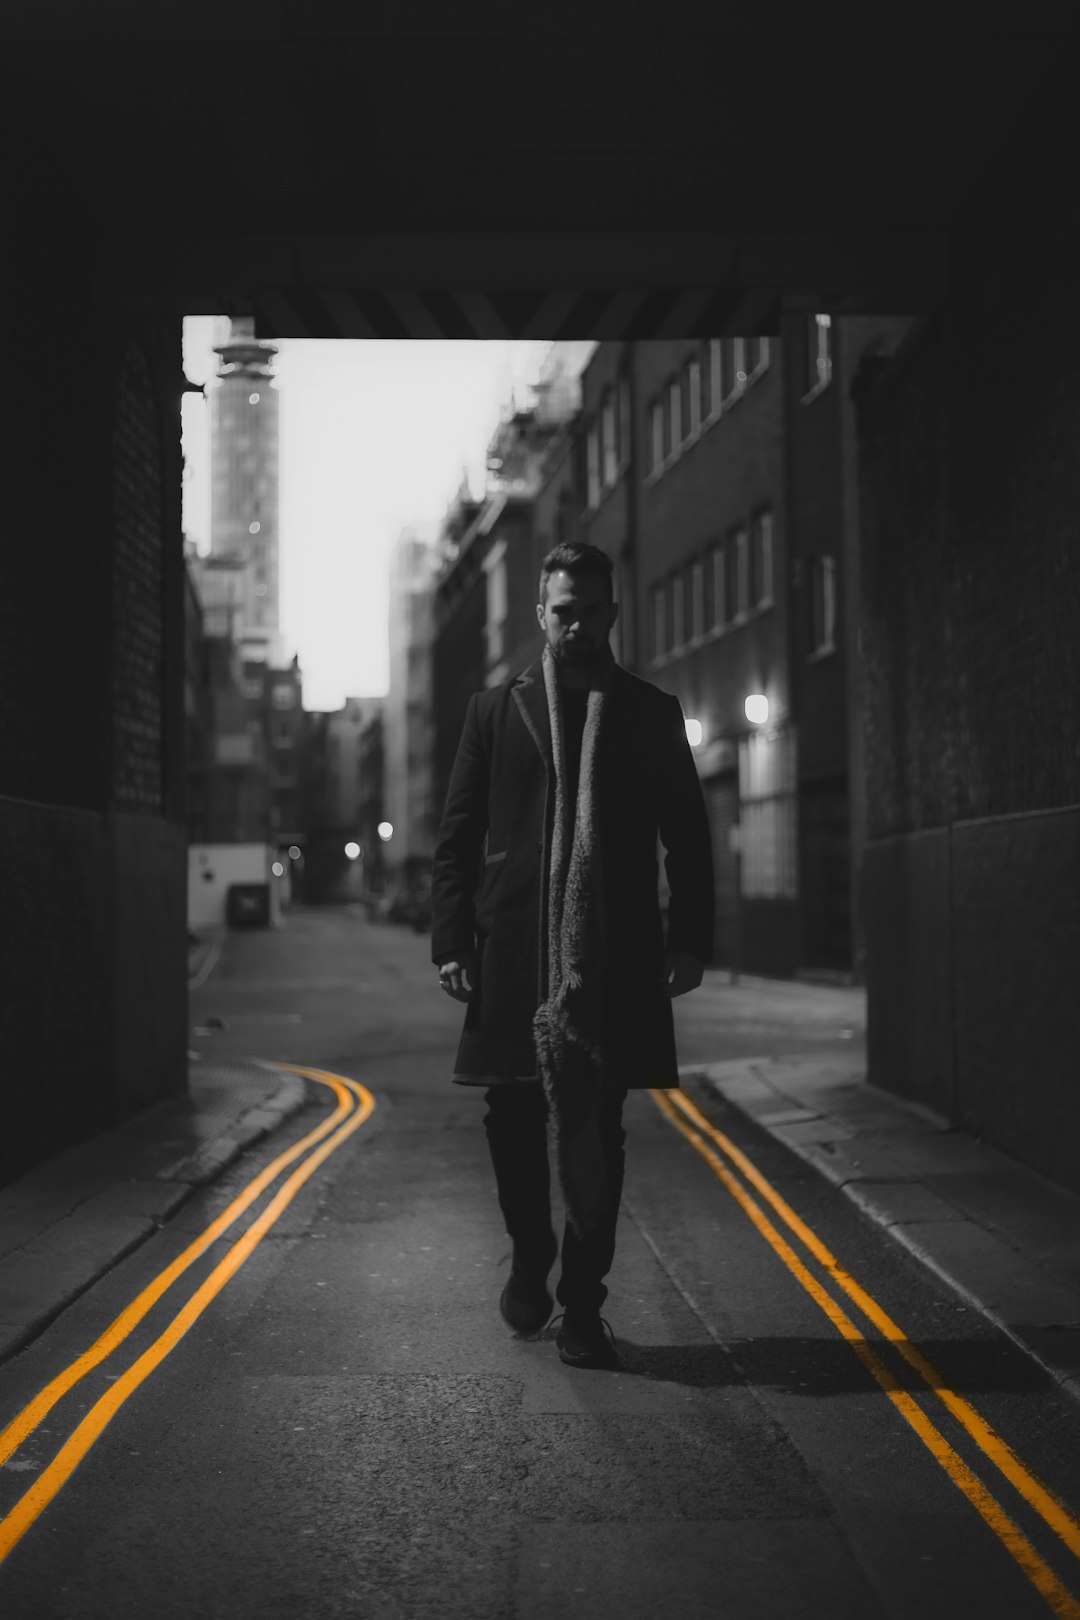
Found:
[1,9,1077,1194]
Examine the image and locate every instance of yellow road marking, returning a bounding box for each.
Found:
[0,1067,374,1564]
[663,1086,1080,1564]
[0,1068,355,1470]
[651,1087,1080,1620]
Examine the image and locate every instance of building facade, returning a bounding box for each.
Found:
[385,527,439,896]
[209,318,282,646]
[577,322,909,980]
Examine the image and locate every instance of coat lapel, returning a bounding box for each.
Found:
[511,661,552,766]
[514,658,638,769]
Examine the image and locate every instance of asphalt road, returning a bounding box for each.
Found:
[2,905,1080,1619]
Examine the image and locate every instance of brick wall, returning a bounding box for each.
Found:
[858,276,1080,1190]
[0,107,187,1185]
[860,296,1080,837]
[113,340,165,813]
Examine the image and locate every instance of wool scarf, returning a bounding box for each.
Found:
[532,643,612,1236]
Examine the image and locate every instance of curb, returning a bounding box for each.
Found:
[154,1068,308,1188]
[684,1058,1080,1410]
[0,1066,309,1368]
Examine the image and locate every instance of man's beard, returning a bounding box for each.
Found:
[553,635,611,672]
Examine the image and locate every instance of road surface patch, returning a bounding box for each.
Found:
[652,1086,1080,1619]
[0,1066,374,1565]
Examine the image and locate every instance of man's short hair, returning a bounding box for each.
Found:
[539,542,615,604]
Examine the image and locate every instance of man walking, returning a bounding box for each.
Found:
[431,542,713,1369]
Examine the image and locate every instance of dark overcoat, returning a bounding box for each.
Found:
[430,657,714,1089]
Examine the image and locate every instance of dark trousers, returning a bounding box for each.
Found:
[482,1082,628,1315]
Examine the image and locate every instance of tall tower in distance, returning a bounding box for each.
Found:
[209,317,282,656]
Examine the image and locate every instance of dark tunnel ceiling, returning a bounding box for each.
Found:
[2,4,1075,311]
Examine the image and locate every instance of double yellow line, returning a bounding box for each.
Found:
[652,1086,1080,1619]
[0,1065,373,1564]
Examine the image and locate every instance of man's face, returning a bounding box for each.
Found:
[536,570,619,668]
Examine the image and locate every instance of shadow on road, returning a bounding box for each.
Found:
[600,1335,1054,1397]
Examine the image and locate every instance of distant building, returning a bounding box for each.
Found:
[299,696,382,901]
[385,527,439,895]
[186,317,309,868]
[209,317,283,654]
[431,345,589,820]
[577,324,908,980]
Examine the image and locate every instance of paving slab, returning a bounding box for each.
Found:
[0,1059,306,1364]
[691,1054,1080,1408]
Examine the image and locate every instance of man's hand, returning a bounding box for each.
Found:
[660,950,705,998]
[437,953,477,1002]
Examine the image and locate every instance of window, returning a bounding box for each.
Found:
[730,528,750,619]
[739,728,798,899]
[700,344,713,420]
[721,337,746,404]
[618,376,632,470]
[804,313,833,398]
[650,583,667,661]
[707,542,725,630]
[274,721,293,748]
[586,424,601,507]
[810,555,838,654]
[751,511,774,608]
[601,390,618,487]
[680,363,694,439]
[484,539,508,668]
[270,684,295,709]
[649,400,664,473]
[689,560,705,642]
[687,357,702,434]
[707,340,722,415]
[243,676,263,700]
[670,573,686,652]
[746,336,771,377]
[667,379,682,453]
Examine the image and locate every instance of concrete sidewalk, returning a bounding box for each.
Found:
[687,1052,1080,1405]
[0,1058,307,1365]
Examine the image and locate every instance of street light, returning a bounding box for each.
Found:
[684,718,703,748]
[344,841,361,861]
[287,845,302,861]
[744,693,769,725]
[377,822,394,843]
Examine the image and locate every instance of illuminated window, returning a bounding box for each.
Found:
[740,729,798,899]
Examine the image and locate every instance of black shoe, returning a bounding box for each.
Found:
[554,1311,620,1370]
[499,1271,554,1335]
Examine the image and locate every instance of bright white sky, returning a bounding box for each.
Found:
[181,318,549,710]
